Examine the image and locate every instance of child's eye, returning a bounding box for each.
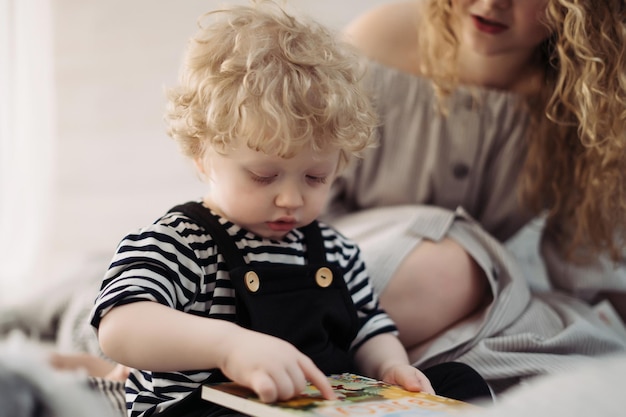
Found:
[306,175,327,184]
[250,173,276,184]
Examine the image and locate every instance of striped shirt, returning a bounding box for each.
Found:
[90,207,397,417]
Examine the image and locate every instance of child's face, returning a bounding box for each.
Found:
[452,0,551,57]
[197,142,340,240]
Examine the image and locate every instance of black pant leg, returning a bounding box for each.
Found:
[422,361,493,404]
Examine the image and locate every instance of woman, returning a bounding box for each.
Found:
[325,0,626,393]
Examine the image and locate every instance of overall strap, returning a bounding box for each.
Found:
[299,221,326,264]
[168,201,246,269]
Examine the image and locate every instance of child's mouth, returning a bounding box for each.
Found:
[267,220,296,231]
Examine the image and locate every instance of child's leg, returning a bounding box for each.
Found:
[422,361,493,404]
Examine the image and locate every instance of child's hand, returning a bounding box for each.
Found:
[219,328,336,403]
[380,364,435,395]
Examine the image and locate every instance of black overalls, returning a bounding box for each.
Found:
[155,203,493,417]
[158,201,361,417]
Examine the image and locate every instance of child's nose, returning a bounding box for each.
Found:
[275,182,304,209]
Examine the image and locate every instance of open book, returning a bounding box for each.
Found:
[201,372,477,417]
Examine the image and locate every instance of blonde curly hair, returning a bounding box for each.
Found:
[165,0,377,172]
[419,0,626,262]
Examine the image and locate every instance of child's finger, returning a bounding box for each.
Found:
[301,360,336,401]
[249,371,279,403]
[417,373,435,395]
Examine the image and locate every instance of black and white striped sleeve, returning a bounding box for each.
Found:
[90,219,212,329]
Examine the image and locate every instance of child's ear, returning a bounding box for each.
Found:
[194,157,206,176]
[193,156,211,182]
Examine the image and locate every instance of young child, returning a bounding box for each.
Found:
[89,2,490,416]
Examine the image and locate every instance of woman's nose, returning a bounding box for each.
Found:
[481,0,511,10]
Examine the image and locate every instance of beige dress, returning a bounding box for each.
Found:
[325,60,626,393]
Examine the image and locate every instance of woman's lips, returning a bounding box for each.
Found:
[472,15,508,34]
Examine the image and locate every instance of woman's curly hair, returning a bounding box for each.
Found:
[419,0,626,262]
[164,0,377,172]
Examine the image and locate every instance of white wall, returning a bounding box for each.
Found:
[43,0,390,281]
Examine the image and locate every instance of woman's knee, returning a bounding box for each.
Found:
[379,238,491,346]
